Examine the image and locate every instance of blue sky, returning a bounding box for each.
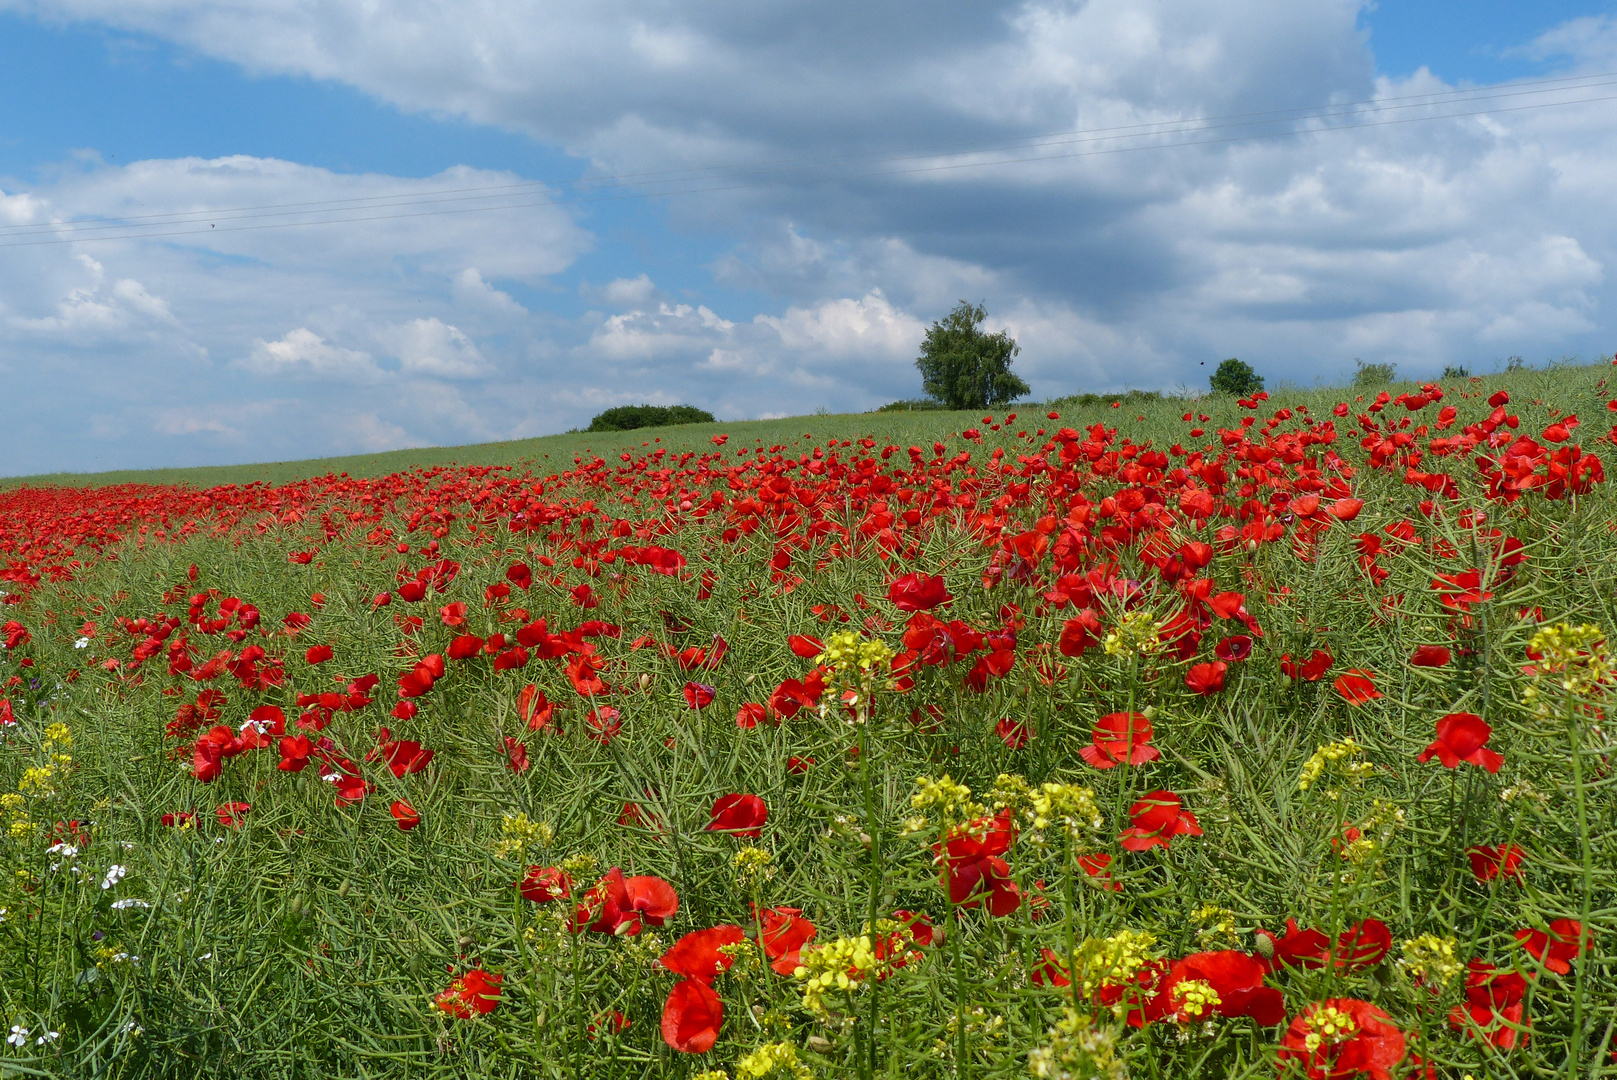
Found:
[2,0,1616,474]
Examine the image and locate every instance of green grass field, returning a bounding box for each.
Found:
[0,364,1614,1079]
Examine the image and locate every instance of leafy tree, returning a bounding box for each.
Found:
[588,404,714,432]
[1209,358,1264,396]
[915,301,1029,409]
[1352,359,1397,388]
[1441,364,1470,379]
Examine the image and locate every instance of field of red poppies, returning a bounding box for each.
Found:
[1,368,1615,1079]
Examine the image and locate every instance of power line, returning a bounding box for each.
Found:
[1,79,1613,249]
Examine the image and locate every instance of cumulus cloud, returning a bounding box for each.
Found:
[3,0,1617,470]
[241,327,380,381]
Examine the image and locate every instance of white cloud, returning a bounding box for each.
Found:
[5,1,1617,470]
[385,317,489,378]
[240,327,381,381]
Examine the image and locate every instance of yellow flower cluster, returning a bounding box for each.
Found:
[1193,904,1237,946]
[1171,979,1221,1021]
[1102,610,1161,658]
[793,934,878,1017]
[1398,934,1461,988]
[735,1042,811,1080]
[1029,781,1104,840]
[905,774,985,836]
[1298,737,1371,792]
[1070,929,1160,1002]
[1027,1007,1128,1080]
[815,631,893,674]
[1523,622,1612,708]
[493,812,554,859]
[732,845,774,887]
[1302,1005,1358,1052]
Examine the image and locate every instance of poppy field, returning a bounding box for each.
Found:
[1,368,1616,1079]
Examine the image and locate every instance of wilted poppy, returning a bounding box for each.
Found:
[1418,713,1503,772]
[682,682,716,709]
[503,736,531,773]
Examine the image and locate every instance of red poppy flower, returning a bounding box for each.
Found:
[1079,712,1160,769]
[1281,649,1334,681]
[1515,919,1591,975]
[586,707,622,745]
[661,924,745,983]
[1467,844,1525,883]
[1118,791,1201,851]
[505,562,532,590]
[1138,950,1286,1027]
[277,735,313,772]
[517,865,572,904]
[935,811,1021,916]
[503,736,530,773]
[160,811,197,828]
[447,634,484,660]
[735,703,767,729]
[333,773,368,805]
[1209,592,1246,619]
[1215,635,1253,662]
[1185,661,1227,695]
[1057,609,1104,657]
[434,969,502,1018]
[1278,998,1406,1079]
[518,685,557,731]
[382,739,433,778]
[574,868,679,935]
[390,800,420,830]
[786,755,814,774]
[1333,670,1381,705]
[995,717,1029,749]
[758,906,817,975]
[682,682,716,709]
[707,793,767,838]
[1417,713,1503,772]
[1031,947,1071,988]
[887,572,952,612]
[215,801,250,828]
[1256,919,1390,973]
[787,634,824,658]
[1078,852,1122,891]
[1450,960,1528,1048]
[1328,498,1365,522]
[1409,645,1452,668]
[304,644,333,665]
[660,977,723,1053]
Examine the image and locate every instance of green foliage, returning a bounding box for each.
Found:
[1440,364,1470,380]
[872,399,951,413]
[1352,359,1398,388]
[1505,355,1527,373]
[587,404,715,432]
[1045,389,1165,410]
[1208,358,1264,396]
[914,301,1029,409]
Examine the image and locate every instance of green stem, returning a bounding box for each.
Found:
[1566,698,1595,1078]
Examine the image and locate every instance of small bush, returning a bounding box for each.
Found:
[1504,355,1527,373]
[1045,389,1165,410]
[1352,359,1397,388]
[873,399,951,413]
[587,404,715,433]
[1441,364,1469,380]
[1209,358,1264,396]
